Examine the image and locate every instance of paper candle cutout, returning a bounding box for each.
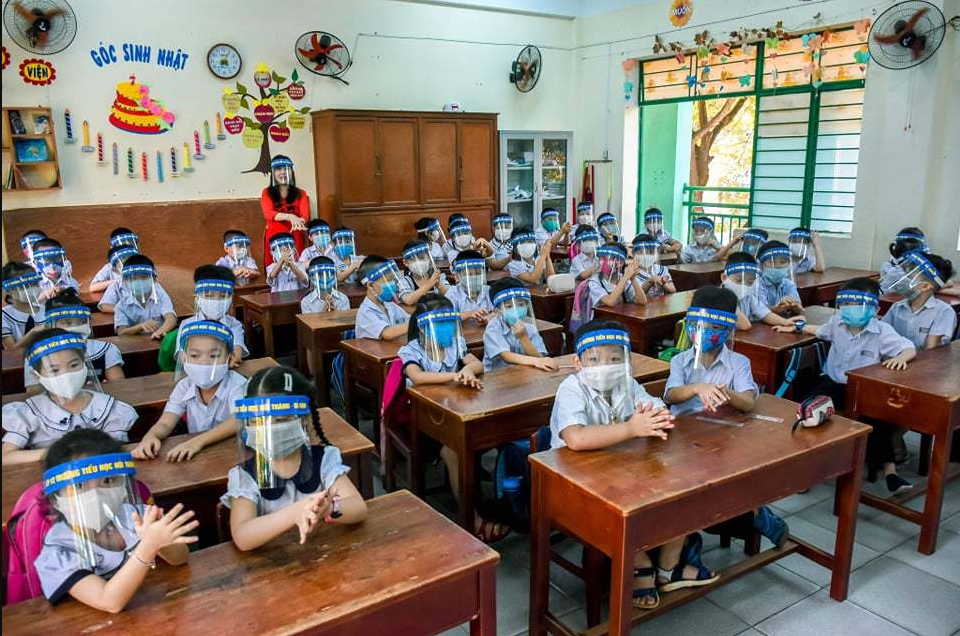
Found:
[193,130,205,160]
[141,151,148,181]
[182,142,194,172]
[64,109,76,144]
[81,120,94,153]
[215,112,226,140]
[170,146,179,178]
[203,120,215,149]
[112,142,119,175]
[126,147,135,178]
[156,150,164,183]
[96,133,106,165]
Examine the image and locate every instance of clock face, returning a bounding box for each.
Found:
[207,43,242,79]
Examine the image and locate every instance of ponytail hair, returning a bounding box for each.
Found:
[244,365,331,447]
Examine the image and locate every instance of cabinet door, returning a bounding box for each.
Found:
[419,119,459,204]
[336,118,380,208]
[378,118,419,206]
[538,136,570,221]
[458,120,496,204]
[501,134,536,229]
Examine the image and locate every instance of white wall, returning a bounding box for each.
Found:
[1,0,576,215]
[573,0,960,269]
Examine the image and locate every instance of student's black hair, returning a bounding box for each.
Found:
[453,249,483,266]
[123,254,155,270]
[43,429,122,471]
[2,261,37,302]
[306,218,330,232]
[574,224,597,239]
[266,154,301,206]
[691,285,738,314]
[923,254,955,289]
[31,237,61,251]
[889,226,926,258]
[109,227,135,239]
[509,225,534,259]
[358,255,389,286]
[22,327,84,372]
[45,287,84,311]
[757,240,788,262]
[745,228,769,241]
[632,232,655,245]
[447,213,467,228]
[839,277,881,297]
[244,366,330,447]
[414,217,438,232]
[194,264,235,285]
[574,318,628,345]
[643,207,662,219]
[402,239,427,254]
[308,255,335,270]
[725,251,758,266]
[21,229,46,243]
[488,276,525,303]
[270,231,294,244]
[406,293,453,342]
[223,229,248,242]
[790,226,810,233]
[603,243,628,259]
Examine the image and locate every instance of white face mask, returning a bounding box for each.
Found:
[408,260,431,278]
[454,233,473,249]
[37,367,88,400]
[578,364,622,393]
[183,362,229,389]
[245,420,309,460]
[429,230,441,242]
[723,278,755,300]
[578,214,594,226]
[233,246,249,260]
[789,243,806,258]
[62,324,92,339]
[197,297,232,320]
[695,232,711,246]
[494,227,512,242]
[580,240,597,256]
[517,243,536,259]
[57,486,126,533]
[637,255,657,269]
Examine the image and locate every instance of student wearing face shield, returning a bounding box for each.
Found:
[596,213,623,246]
[330,228,364,284]
[2,329,137,466]
[755,241,802,315]
[266,233,310,293]
[355,256,412,341]
[881,251,957,351]
[32,239,81,298]
[445,219,494,263]
[414,217,449,265]
[573,201,595,234]
[483,279,554,372]
[2,262,46,349]
[507,226,556,286]
[487,213,515,270]
[588,245,646,313]
[719,228,769,261]
[534,208,571,247]
[721,254,804,331]
[632,235,676,298]
[879,227,927,293]
[298,219,334,268]
[301,257,350,314]
[216,230,261,288]
[176,265,248,363]
[446,250,494,323]
[642,208,682,254]
[113,255,177,340]
[680,216,721,263]
[569,225,601,281]
[399,240,449,308]
[787,227,825,274]
[89,240,140,293]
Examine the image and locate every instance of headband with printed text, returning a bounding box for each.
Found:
[43,452,136,496]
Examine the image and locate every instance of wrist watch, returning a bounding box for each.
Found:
[795,319,806,333]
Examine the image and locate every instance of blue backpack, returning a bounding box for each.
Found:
[492,426,552,533]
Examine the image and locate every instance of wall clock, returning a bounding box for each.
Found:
[207,43,242,80]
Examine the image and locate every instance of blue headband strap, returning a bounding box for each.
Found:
[759,247,792,262]
[234,395,311,419]
[453,258,486,272]
[510,233,536,246]
[416,308,460,329]
[632,240,659,251]
[122,264,155,278]
[789,229,812,240]
[450,221,472,233]
[20,234,45,249]
[901,251,945,286]
[575,328,630,354]
[110,233,138,247]
[574,231,600,244]
[33,247,65,261]
[896,231,924,242]
[332,229,354,240]
[25,333,86,367]
[45,306,91,324]
[492,287,531,307]
[225,235,250,247]
[110,247,138,265]
[270,237,295,248]
[725,262,760,276]
[195,279,234,295]
[541,209,559,219]
[596,246,625,260]
[692,218,714,229]
[644,211,663,220]
[43,452,136,496]
[309,263,337,276]
[178,320,234,350]
[307,225,330,236]
[361,261,397,285]
[402,244,430,259]
[2,272,42,290]
[597,214,616,224]
[493,215,513,225]
[836,290,879,306]
[686,307,737,329]
[743,230,766,242]
[270,157,294,169]
[577,202,593,211]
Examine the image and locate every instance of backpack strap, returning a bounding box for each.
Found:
[775,347,802,397]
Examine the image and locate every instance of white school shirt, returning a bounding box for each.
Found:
[267,263,308,293]
[569,253,597,280]
[680,244,719,264]
[300,289,350,313]
[1,391,136,449]
[330,252,361,284]
[39,271,81,295]
[665,346,759,415]
[163,370,247,433]
[445,284,494,314]
[636,264,673,299]
[2,305,44,342]
[177,314,249,358]
[397,337,468,386]
[507,258,542,285]
[881,296,957,350]
[355,297,409,340]
[816,314,915,384]
[215,255,260,287]
[90,263,120,285]
[482,314,547,372]
[112,284,175,333]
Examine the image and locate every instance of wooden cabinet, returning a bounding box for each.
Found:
[311,110,498,256]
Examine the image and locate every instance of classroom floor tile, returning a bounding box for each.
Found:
[795,498,920,553]
[886,528,960,587]
[944,511,960,535]
[769,481,835,515]
[705,563,820,626]
[496,546,579,636]
[754,589,915,636]
[847,556,960,636]
[625,597,751,636]
[775,515,881,587]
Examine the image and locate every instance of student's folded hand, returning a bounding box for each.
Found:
[141,319,161,333]
[693,383,728,411]
[132,434,163,460]
[150,328,168,341]
[771,324,795,333]
[628,402,675,440]
[166,437,205,462]
[293,493,325,544]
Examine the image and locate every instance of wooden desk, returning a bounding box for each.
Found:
[232,282,269,321]
[2,335,161,395]
[90,309,191,339]
[407,352,669,532]
[845,341,960,555]
[658,252,679,266]
[79,289,102,310]
[529,286,574,327]
[667,261,725,291]
[795,268,879,306]
[594,291,695,356]
[529,394,870,636]
[2,358,278,443]
[296,309,359,406]
[1,408,374,547]
[1,491,498,636]
[341,319,564,426]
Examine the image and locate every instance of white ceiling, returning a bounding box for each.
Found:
[391,0,660,19]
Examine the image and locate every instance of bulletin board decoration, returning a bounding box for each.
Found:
[108,74,175,135]
[63,108,76,143]
[18,58,56,85]
[669,0,693,28]
[221,63,309,174]
[2,46,9,70]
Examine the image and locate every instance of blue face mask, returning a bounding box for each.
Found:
[840,305,876,328]
[501,306,528,326]
[313,233,331,249]
[377,281,397,302]
[687,323,731,351]
[432,321,457,348]
[763,267,789,284]
[543,219,559,232]
[335,244,354,259]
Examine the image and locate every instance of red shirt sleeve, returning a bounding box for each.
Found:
[260,189,278,222]
[296,191,310,221]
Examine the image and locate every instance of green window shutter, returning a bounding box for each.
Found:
[750,92,810,230]
[808,87,863,234]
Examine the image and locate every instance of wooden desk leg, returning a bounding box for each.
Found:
[470,563,497,636]
[357,449,374,500]
[529,468,550,636]
[262,313,276,359]
[345,364,358,425]
[459,444,477,532]
[584,544,604,628]
[608,533,633,636]
[317,353,331,408]
[830,436,865,601]
[917,433,932,477]
[918,431,953,554]
[243,312,258,358]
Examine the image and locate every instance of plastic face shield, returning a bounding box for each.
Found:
[417,308,465,363]
[512,232,538,261]
[309,262,339,299]
[836,290,879,328]
[270,237,297,263]
[888,251,944,300]
[425,219,446,246]
[43,452,140,570]
[26,332,102,400]
[21,233,45,260]
[895,231,928,259]
[741,230,767,256]
[723,263,760,300]
[33,247,66,282]
[684,307,737,372]
[574,329,634,420]
[402,243,437,282]
[576,203,594,227]
[493,215,514,243]
[597,214,620,241]
[644,212,664,235]
[541,210,560,233]
[110,247,139,275]
[175,321,234,387]
[361,260,409,301]
[788,229,812,261]
[597,246,626,286]
[122,264,157,304]
[575,230,601,257]
[691,219,715,246]
[332,230,356,260]
[308,226,332,250]
[450,221,475,249]
[759,247,795,285]
[632,240,660,270]
[271,162,293,186]
[45,306,93,340]
[3,271,44,317]
[194,279,234,321]
[453,258,487,300]
[492,286,536,330]
[226,235,251,261]
[110,232,139,250]
[234,395,313,489]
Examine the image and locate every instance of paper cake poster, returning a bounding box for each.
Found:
[109,74,175,134]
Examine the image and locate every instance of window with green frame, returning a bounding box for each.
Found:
[638,26,868,235]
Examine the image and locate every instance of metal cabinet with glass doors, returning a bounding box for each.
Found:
[499,131,573,229]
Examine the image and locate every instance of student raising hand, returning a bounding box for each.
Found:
[627,402,675,440]
[132,503,199,556]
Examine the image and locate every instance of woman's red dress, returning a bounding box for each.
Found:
[260,188,310,266]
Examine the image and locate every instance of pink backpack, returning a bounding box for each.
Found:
[568,241,580,260]
[379,358,410,476]
[568,279,594,335]
[4,480,153,605]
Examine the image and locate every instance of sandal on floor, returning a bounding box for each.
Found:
[657,533,720,593]
[475,519,510,544]
[632,567,660,610]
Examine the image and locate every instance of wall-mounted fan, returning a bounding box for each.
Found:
[295,31,352,85]
[868,1,947,69]
[510,45,542,93]
[3,0,77,55]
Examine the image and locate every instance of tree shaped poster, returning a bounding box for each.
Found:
[221,62,309,174]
